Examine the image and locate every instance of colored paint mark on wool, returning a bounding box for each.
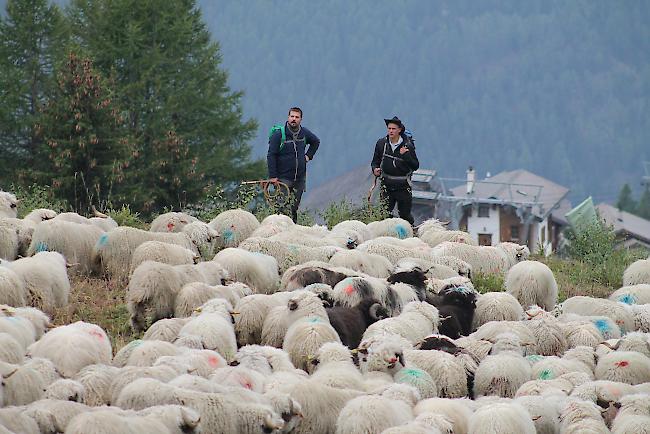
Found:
[615,360,629,367]
[222,229,235,243]
[617,294,637,305]
[592,319,612,337]
[400,368,424,379]
[526,355,544,363]
[395,225,408,239]
[97,233,109,247]
[343,285,355,295]
[307,317,322,324]
[35,241,48,252]
[539,369,554,380]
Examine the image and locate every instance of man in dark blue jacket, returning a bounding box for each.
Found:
[371,116,419,225]
[267,107,320,222]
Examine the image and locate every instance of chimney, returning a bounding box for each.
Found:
[466,166,475,195]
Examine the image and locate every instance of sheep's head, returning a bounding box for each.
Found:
[315,342,353,365]
[387,268,428,289]
[183,221,219,247]
[416,335,461,355]
[358,336,407,374]
[0,192,18,218]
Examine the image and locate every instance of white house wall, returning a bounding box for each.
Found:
[531,218,553,256]
[467,206,501,246]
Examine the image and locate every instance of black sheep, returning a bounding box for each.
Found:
[428,286,477,339]
[387,268,428,301]
[285,266,349,290]
[326,298,389,349]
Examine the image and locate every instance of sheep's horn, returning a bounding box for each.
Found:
[601,342,616,350]
[265,415,283,430]
[66,262,79,269]
[3,368,19,379]
[439,315,452,321]
[193,307,202,313]
[531,415,542,421]
[230,311,240,315]
[526,310,542,318]
[91,206,109,218]
[350,349,358,354]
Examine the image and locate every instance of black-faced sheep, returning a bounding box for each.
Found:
[326,298,389,349]
[427,286,478,339]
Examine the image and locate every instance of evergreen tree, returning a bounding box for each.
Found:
[637,187,650,220]
[616,183,637,212]
[0,0,68,184]
[34,52,133,213]
[67,0,262,212]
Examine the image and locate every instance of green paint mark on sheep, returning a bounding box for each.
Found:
[400,368,424,379]
[395,225,408,239]
[35,241,48,252]
[307,317,322,324]
[526,355,544,363]
[539,368,554,380]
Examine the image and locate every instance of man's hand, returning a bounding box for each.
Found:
[373,168,382,176]
[399,145,410,155]
[269,177,279,184]
[305,155,310,162]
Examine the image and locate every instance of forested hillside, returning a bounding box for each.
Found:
[199,0,650,203]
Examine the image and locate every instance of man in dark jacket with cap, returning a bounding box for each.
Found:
[371,116,419,225]
[267,107,320,222]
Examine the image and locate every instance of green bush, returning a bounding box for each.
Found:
[566,219,617,266]
[108,205,146,229]
[320,198,389,228]
[472,272,505,294]
[11,183,68,217]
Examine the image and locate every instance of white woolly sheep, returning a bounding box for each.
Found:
[214,247,280,294]
[209,208,260,249]
[149,211,198,233]
[130,240,199,275]
[569,379,635,407]
[432,241,529,275]
[210,364,267,393]
[473,333,532,398]
[261,290,329,348]
[331,219,372,243]
[142,317,190,342]
[178,311,238,362]
[514,395,563,434]
[93,221,217,280]
[623,258,650,286]
[560,296,635,334]
[0,332,24,364]
[22,399,90,434]
[394,366,438,399]
[73,363,120,406]
[53,210,118,231]
[27,219,104,275]
[595,350,650,385]
[420,227,477,247]
[523,306,567,356]
[335,384,417,434]
[233,291,293,346]
[328,249,393,278]
[112,339,180,367]
[127,260,227,332]
[357,237,432,265]
[331,275,406,316]
[3,305,51,339]
[0,359,47,405]
[0,192,18,218]
[472,292,524,331]
[0,311,37,350]
[115,377,285,434]
[239,237,338,274]
[559,317,605,348]
[2,251,70,314]
[413,397,473,434]
[363,301,439,345]
[283,316,341,372]
[611,393,650,434]
[309,341,366,391]
[0,267,26,308]
[367,217,413,239]
[27,321,112,378]
[609,283,650,305]
[559,397,610,434]
[431,255,473,278]
[44,378,85,402]
[396,348,468,398]
[468,402,536,434]
[0,406,41,434]
[505,260,558,311]
[530,346,597,381]
[0,218,21,260]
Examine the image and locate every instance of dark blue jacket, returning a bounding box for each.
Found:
[267,123,320,181]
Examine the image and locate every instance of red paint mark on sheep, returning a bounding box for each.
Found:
[88,330,104,340]
[343,285,355,295]
[167,222,175,231]
[208,356,219,367]
[615,361,629,367]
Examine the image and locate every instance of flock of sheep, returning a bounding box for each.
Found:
[2,189,650,433]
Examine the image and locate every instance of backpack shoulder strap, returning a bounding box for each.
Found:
[269,124,287,151]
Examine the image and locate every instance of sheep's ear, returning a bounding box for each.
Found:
[613,401,622,409]
[369,303,386,320]
[180,407,201,429]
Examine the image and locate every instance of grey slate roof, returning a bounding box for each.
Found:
[449,169,570,219]
[596,203,650,243]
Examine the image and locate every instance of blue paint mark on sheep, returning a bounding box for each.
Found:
[526,355,544,363]
[35,241,48,252]
[395,225,408,239]
[97,233,109,247]
[593,319,612,337]
[307,317,322,324]
[400,368,424,379]
[222,229,235,243]
[449,286,474,294]
[617,294,637,305]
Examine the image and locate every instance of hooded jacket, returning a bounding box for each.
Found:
[267,123,320,181]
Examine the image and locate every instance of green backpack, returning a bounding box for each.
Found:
[268,124,286,151]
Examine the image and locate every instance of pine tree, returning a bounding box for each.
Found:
[33,52,133,213]
[616,183,637,212]
[67,0,262,212]
[636,187,650,220]
[0,0,68,184]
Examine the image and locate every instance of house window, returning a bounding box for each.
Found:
[478,233,492,246]
[510,225,520,241]
[478,204,490,218]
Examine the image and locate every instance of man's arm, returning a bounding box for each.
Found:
[304,129,320,160]
[267,132,281,178]
[371,140,383,172]
[403,143,419,171]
